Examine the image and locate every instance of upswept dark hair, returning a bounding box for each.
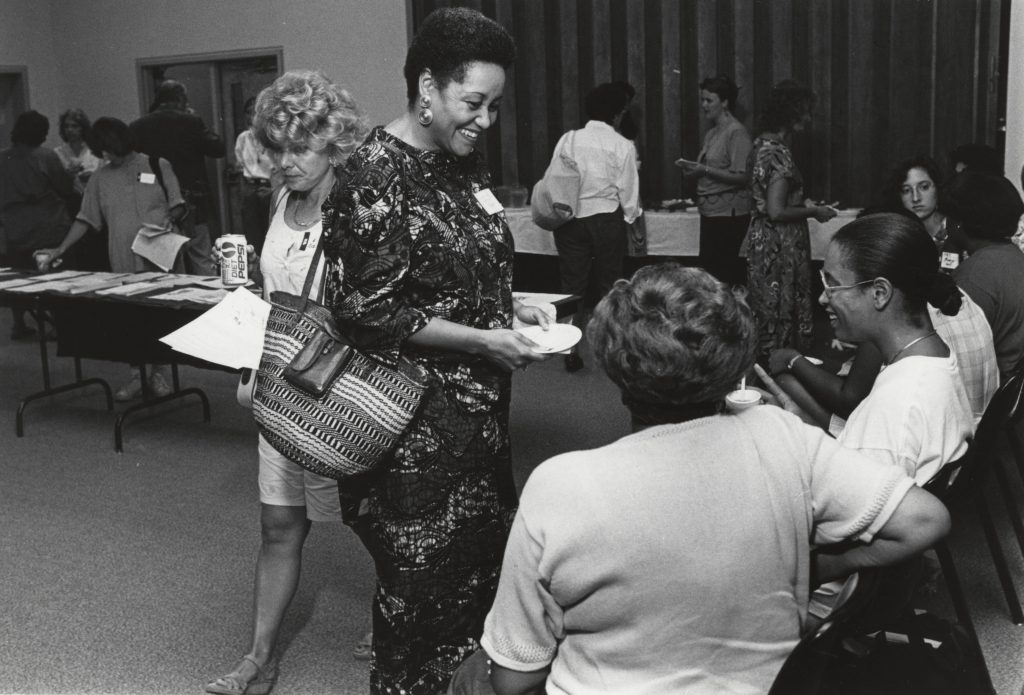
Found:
[943,171,1024,241]
[883,155,945,211]
[11,110,49,146]
[58,108,91,143]
[404,7,516,104]
[832,213,961,316]
[699,75,739,111]
[584,82,631,124]
[87,117,134,159]
[757,79,814,134]
[588,264,757,408]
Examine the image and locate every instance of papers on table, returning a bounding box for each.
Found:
[130,224,190,272]
[160,287,271,369]
[147,287,230,305]
[62,273,136,295]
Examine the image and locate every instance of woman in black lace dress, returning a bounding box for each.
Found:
[321,8,552,694]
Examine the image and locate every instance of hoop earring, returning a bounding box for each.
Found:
[417,95,433,127]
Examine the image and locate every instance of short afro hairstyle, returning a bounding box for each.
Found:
[588,263,757,409]
[404,7,516,104]
[11,110,49,146]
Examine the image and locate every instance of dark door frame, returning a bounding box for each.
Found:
[135,48,284,237]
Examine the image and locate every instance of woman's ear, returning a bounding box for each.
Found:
[418,69,434,101]
[871,277,894,311]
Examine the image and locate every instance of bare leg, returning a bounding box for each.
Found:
[208,504,309,690]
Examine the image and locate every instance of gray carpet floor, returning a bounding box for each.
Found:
[2,317,1024,694]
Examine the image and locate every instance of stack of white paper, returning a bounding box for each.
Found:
[160,287,271,369]
[130,224,190,272]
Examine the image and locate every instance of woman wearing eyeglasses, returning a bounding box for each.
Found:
[775,213,972,484]
[766,208,996,436]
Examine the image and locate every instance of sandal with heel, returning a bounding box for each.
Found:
[205,655,278,695]
[353,631,373,661]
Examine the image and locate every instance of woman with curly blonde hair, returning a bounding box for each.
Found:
[205,70,368,695]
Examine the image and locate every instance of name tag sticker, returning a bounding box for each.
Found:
[138,172,156,185]
[474,188,504,215]
[940,251,960,270]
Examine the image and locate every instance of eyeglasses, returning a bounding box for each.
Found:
[819,270,874,297]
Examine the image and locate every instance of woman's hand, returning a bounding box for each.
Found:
[768,348,802,377]
[514,303,553,329]
[478,328,550,372]
[212,243,257,270]
[675,158,702,178]
[33,247,61,271]
[753,363,802,415]
[811,205,838,223]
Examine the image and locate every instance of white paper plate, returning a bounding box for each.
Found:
[517,323,582,354]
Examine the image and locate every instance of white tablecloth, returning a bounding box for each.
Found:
[505,207,859,261]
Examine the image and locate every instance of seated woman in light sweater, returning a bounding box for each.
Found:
[480,264,950,695]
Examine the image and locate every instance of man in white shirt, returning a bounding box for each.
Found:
[552,82,642,372]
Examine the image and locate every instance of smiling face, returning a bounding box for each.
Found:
[900,167,938,220]
[423,61,505,157]
[272,147,332,193]
[700,89,726,122]
[819,244,875,343]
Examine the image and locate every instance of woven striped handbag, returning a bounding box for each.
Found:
[252,234,428,480]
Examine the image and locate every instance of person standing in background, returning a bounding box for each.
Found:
[130,79,225,275]
[233,96,277,255]
[678,75,752,287]
[746,80,836,360]
[945,171,1024,378]
[553,82,642,373]
[0,110,74,338]
[54,108,106,270]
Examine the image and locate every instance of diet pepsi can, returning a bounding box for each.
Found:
[216,234,248,286]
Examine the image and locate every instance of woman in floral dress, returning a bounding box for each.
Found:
[321,8,552,694]
[746,80,836,359]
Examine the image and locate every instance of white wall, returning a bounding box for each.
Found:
[0,0,63,143]
[0,0,407,145]
[1006,0,1024,195]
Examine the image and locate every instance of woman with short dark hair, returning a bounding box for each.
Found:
[481,264,950,694]
[0,110,75,338]
[679,75,752,286]
[323,8,552,692]
[36,117,186,399]
[746,80,837,359]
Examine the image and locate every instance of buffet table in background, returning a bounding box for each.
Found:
[505,207,860,261]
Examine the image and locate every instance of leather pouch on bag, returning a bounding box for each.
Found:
[283,327,355,398]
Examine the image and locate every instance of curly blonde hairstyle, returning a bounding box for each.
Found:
[588,264,757,407]
[252,70,367,163]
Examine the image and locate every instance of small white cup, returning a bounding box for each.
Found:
[725,388,763,413]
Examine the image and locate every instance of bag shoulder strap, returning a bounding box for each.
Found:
[296,168,349,304]
[148,155,169,201]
